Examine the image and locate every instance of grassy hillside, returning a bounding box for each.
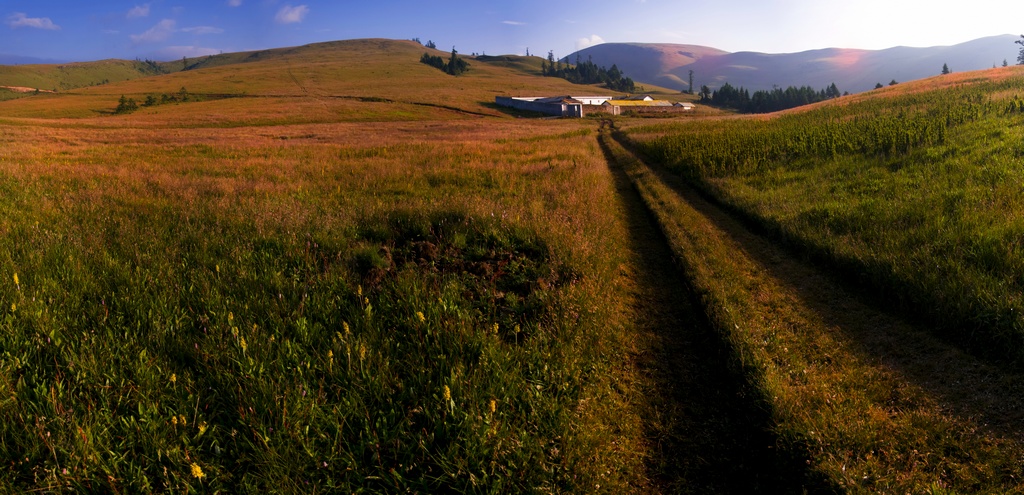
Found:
[608,65,1024,491]
[0,38,695,493]
[0,59,168,92]
[0,39,640,122]
[623,65,1024,364]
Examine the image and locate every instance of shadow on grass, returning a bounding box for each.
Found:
[611,129,1024,446]
[598,128,827,493]
[479,102,559,119]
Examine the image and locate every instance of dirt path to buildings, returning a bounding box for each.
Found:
[601,121,1024,489]
[599,128,809,492]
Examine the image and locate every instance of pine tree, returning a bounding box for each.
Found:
[941,63,951,75]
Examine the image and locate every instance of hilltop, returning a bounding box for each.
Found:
[567,35,1020,93]
[0,38,656,122]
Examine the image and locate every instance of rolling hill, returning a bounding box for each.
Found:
[0,39,638,122]
[567,35,1021,93]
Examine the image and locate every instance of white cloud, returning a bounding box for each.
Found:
[161,45,222,58]
[131,19,176,44]
[127,4,150,19]
[576,34,605,51]
[227,0,243,6]
[6,13,60,30]
[502,20,525,26]
[182,26,224,35]
[275,4,309,24]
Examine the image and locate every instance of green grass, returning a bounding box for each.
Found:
[0,88,32,102]
[0,59,166,92]
[622,71,1024,364]
[0,117,659,492]
[603,121,1024,492]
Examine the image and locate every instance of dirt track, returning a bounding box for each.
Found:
[600,126,811,492]
[0,86,55,93]
[600,121,1024,490]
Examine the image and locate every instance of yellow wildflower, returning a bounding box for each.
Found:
[239,336,248,353]
[357,285,362,297]
[190,463,205,480]
[179,415,187,427]
[170,373,177,384]
[489,399,497,414]
[10,303,15,312]
[172,416,178,426]
[492,323,499,335]
[416,311,425,323]
[443,385,451,402]
[343,321,350,335]
[198,421,208,435]
[12,273,18,287]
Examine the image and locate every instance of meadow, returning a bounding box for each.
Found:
[0,112,679,491]
[10,36,1024,492]
[612,66,1024,490]
[624,68,1024,364]
[0,39,697,492]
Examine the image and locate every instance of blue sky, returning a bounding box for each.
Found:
[4,1,1024,63]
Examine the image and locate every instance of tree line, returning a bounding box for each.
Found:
[701,82,843,114]
[541,52,636,93]
[420,47,469,76]
[115,87,195,114]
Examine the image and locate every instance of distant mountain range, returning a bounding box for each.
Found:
[565,35,1021,94]
[0,54,68,65]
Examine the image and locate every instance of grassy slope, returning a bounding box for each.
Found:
[0,59,168,92]
[0,39,684,493]
[623,67,1024,348]
[615,66,1024,488]
[607,125,1024,492]
[0,39,638,122]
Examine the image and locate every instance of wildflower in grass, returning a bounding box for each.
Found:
[489,398,497,414]
[12,273,18,288]
[170,373,177,384]
[343,321,350,335]
[172,416,178,426]
[10,303,14,312]
[358,285,363,297]
[198,421,208,435]
[492,323,499,335]
[190,463,205,480]
[240,336,248,353]
[179,415,187,426]
[358,343,366,362]
[416,311,426,323]
[443,385,451,402]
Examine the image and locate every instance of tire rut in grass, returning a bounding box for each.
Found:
[607,127,1024,446]
[599,130,806,493]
